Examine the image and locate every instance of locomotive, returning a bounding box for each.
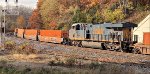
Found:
[14,22,150,54]
[69,22,136,52]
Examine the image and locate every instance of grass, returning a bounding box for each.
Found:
[66,58,76,66]
[4,40,37,55]
[4,40,16,51]
[0,63,140,74]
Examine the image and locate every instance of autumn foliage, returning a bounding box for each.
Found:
[16,15,25,28]
[29,0,43,29]
[28,0,150,30]
[49,21,57,30]
[29,9,42,29]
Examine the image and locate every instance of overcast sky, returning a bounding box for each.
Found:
[0,0,37,8]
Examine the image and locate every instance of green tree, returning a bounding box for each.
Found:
[102,8,125,23]
[72,8,87,23]
[40,0,59,29]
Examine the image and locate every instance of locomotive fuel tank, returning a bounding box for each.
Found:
[82,41,105,49]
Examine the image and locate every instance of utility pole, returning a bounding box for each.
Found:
[0,0,19,49]
[0,9,2,46]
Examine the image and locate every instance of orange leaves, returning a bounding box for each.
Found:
[37,0,43,8]
[28,0,43,29]
[80,0,100,7]
[49,21,57,30]
[29,9,42,29]
[79,0,113,8]
[90,0,101,6]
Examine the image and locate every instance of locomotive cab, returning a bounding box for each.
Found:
[69,23,88,41]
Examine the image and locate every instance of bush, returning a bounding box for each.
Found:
[66,58,76,66]
[56,61,65,66]
[48,60,65,66]
[4,40,16,51]
[0,60,7,66]
[5,41,38,55]
[48,60,56,66]
[89,62,100,69]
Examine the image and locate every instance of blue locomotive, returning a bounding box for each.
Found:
[69,22,137,52]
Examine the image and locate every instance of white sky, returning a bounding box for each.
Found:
[0,0,38,9]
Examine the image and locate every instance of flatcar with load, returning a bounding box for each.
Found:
[15,29,68,44]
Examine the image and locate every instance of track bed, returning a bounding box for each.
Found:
[4,36,150,64]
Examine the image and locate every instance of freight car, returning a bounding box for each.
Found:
[15,29,68,44]
[14,22,150,54]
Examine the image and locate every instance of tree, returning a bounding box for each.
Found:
[29,9,43,29]
[16,15,25,28]
[17,6,32,27]
[72,8,87,23]
[37,0,44,9]
[49,21,57,30]
[28,0,44,29]
[40,0,59,29]
[102,8,125,23]
[1,6,32,31]
[37,0,149,30]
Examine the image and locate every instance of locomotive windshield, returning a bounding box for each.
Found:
[71,24,80,30]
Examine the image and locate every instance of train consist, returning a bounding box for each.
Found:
[14,22,150,54]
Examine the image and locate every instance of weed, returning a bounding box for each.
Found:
[0,60,7,66]
[89,61,100,69]
[48,60,56,66]
[66,58,76,67]
[4,40,16,51]
[12,42,37,55]
[57,61,65,66]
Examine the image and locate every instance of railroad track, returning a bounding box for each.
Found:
[4,36,150,65]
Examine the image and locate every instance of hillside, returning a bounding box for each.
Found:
[125,9,150,24]
[28,0,150,30]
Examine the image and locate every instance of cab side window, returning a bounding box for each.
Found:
[72,26,75,29]
[76,24,80,30]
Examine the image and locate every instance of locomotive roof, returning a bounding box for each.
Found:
[72,23,89,26]
[104,22,137,28]
[72,22,137,28]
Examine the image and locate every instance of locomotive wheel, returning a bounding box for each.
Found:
[78,41,83,47]
[72,41,77,46]
[72,41,82,47]
[132,48,141,54]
